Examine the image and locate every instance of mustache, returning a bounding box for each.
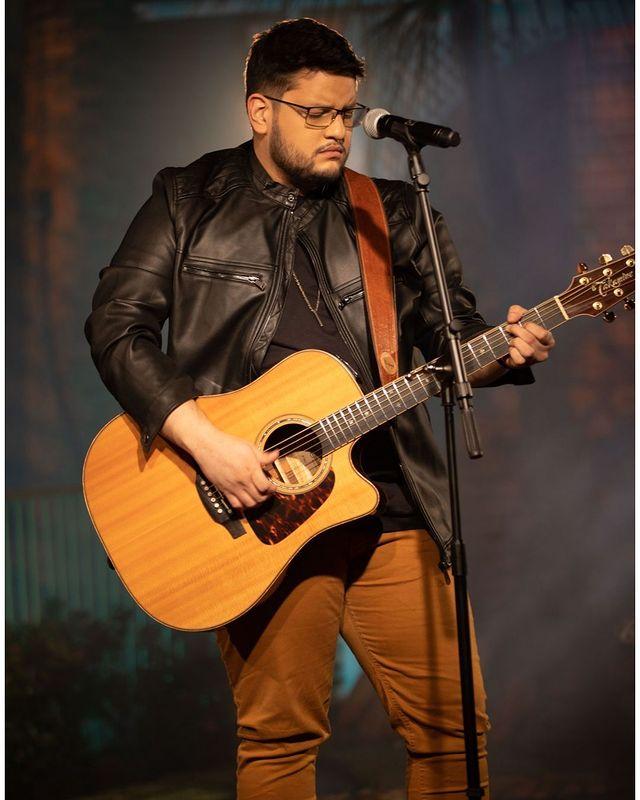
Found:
[317,144,346,154]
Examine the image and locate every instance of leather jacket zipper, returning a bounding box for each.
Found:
[242,207,292,381]
[338,288,364,309]
[297,232,375,391]
[183,263,265,290]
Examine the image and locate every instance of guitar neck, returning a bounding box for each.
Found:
[312,295,569,454]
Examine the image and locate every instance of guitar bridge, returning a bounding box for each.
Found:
[195,473,233,522]
[195,474,246,539]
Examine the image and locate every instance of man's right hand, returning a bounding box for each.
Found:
[160,399,279,512]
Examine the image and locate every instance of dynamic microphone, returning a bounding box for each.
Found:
[362,108,461,149]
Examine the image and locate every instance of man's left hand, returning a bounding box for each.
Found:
[501,304,556,368]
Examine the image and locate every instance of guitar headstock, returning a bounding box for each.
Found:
[559,246,635,320]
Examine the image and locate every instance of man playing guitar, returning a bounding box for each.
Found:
[86,17,555,799]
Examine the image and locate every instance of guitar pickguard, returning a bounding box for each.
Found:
[245,470,336,545]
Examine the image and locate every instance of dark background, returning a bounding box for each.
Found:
[6,1,634,798]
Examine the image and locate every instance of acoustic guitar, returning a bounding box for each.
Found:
[83,249,634,631]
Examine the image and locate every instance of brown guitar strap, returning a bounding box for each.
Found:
[343,167,399,384]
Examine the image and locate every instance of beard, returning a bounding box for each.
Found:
[269,119,347,195]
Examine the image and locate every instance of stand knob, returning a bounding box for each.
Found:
[624,297,635,311]
[602,310,616,323]
[598,253,613,265]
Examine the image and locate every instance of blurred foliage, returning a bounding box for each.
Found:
[6,603,236,799]
[366,0,634,113]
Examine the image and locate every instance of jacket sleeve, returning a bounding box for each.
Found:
[403,185,534,387]
[85,168,198,450]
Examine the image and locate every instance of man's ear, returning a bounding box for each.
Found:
[247,94,270,135]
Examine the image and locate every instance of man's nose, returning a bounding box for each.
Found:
[324,112,346,139]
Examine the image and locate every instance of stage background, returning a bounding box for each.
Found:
[6,1,634,798]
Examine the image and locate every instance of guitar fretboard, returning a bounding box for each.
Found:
[297,297,568,456]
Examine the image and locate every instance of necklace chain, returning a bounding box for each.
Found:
[291,269,324,328]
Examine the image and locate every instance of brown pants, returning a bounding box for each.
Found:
[216,523,490,799]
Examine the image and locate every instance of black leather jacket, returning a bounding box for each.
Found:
[86,140,530,564]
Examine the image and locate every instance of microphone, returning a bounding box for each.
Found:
[362,108,461,149]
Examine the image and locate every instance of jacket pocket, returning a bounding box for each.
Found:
[337,273,407,309]
[182,262,266,290]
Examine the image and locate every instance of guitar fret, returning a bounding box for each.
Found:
[498,325,511,347]
[392,381,408,410]
[319,417,338,449]
[553,295,569,321]
[359,399,375,431]
[404,375,419,404]
[361,396,378,425]
[373,391,388,422]
[466,341,482,369]
[346,404,362,434]
[352,400,364,431]
[381,386,396,417]
[338,409,351,439]
[477,330,506,363]
[426,374,441,397]
[482,334,497,357]
[528,301,562,331]
[476,339,491,360]
[330,413,347,444]
[423,374,437,397]
[316,419,329,450]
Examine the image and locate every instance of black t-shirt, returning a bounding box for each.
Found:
[260,237,425,533]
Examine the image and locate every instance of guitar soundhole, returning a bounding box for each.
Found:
[263,421,329,494]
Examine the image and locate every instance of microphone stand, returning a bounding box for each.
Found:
[406,142,485,799]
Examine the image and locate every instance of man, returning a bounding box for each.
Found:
[86,17,555,799]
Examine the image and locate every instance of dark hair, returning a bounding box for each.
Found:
[244,18,365,99]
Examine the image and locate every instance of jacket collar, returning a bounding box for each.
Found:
[244,140,346,226]
[247,141,299,206]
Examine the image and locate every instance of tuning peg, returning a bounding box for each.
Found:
[620,244,634,256]
[602,310,616,323]
[624,297,635,311]
[576,262,589,274]
[599,253,613,265]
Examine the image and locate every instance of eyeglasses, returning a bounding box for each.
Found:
[263,96,368,129]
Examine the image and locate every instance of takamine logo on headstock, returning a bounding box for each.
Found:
[560,245,635,322]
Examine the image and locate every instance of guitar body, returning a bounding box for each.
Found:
[83,350,379,631]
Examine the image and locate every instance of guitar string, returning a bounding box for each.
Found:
[207,271,634,507]
[207,272,633,508]
[270,352,446,454]
[267,276,635,460]
[261,297,568,458]
[260,272,634,460]
[265,338,530,460]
